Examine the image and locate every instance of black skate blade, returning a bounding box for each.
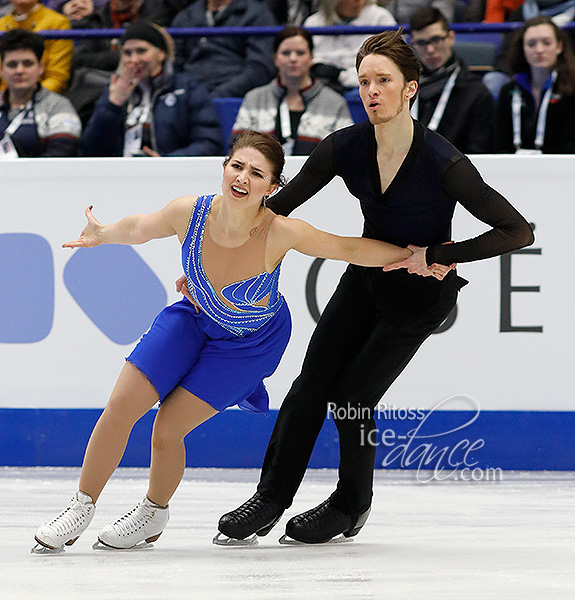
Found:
[31,543,65,555]
[92,540,154,551]
[278,534,354,546]
[212,532,258,547]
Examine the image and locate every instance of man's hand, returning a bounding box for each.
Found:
[175,274,200,312]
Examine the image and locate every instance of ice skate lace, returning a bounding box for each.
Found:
[46,499,91,536]
[231,493,280,524]
[111,503,155,537]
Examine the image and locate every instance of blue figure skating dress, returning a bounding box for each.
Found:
[127,194,292,412]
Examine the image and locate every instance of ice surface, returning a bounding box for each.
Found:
[1,468,574,599]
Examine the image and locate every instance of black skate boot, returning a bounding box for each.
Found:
[214,492,284,546]
[281,497,371,544]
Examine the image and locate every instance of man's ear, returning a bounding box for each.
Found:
[405,80,418,100]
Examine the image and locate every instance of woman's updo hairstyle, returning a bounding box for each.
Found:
[225,130,287,187]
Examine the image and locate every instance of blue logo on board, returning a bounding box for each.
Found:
[0,234,167,345]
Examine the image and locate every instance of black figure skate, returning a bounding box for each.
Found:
[279,497,371,545]
[214,492,284,546]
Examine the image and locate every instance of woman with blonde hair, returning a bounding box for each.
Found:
[304,0,396,90]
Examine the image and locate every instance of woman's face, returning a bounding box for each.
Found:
[523,24,563,70]
[222,147,278,205]
[274,35,313,83]
[121,39,166,79]
[336,0,365,20]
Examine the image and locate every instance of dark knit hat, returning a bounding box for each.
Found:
[120,22,168,52]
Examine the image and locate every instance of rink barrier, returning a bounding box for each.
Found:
[13,23,575,41]
[0,408,574,470]
[0,156,572,470]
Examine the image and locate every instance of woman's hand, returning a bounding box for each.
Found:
[109,64,142,106]
[175,274,200,313]
[62,206,104,248]
[383,244,456,280]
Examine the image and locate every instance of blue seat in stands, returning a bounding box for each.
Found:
[213,97,243,152]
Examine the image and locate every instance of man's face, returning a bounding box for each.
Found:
[0,49,44,93]
[358,54,416,126]
[10,0,39,15]
[410,22,454,71]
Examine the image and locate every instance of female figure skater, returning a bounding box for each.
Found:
[33,131,448,552]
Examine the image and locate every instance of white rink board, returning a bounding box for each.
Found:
[0,155,571,411]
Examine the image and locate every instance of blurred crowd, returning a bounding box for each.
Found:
[1,0,574,157]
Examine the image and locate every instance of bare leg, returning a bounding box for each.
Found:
[147,387,217,507]
[79,362,160,502]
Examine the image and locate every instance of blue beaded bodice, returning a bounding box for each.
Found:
[181,195,284,337]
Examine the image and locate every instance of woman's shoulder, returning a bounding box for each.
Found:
[268,213,307,240]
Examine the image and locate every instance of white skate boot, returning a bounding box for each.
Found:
[33,491,95,553]
[95,496,169,550]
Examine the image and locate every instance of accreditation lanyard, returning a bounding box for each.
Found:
[512,70,557,153]
[279,98,295,156]
[0,101,33,159]
[410,66,460,130]
[3,101,33,137]
[124,86,152,157]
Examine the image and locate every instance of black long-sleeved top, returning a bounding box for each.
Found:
[268,120,534,269]
[417,56,495,154]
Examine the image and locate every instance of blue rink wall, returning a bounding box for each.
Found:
[1,408,574,470]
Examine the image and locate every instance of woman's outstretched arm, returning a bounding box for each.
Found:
[63,196,196,249]
[268,216,412,268]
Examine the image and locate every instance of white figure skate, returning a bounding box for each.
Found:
[32,491,95,554]
[94,496,169,550]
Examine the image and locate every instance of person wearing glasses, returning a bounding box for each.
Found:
[409,6,495,153]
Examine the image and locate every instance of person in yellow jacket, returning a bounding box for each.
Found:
[0,0,72,92]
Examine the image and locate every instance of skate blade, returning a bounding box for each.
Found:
[92,540,155,551]
[31,543,65,555]
[278,534,354,546]
[212,532,258,547]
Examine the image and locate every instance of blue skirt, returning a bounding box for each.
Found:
[127,299,292,413]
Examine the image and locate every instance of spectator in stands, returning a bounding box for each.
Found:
[82,21,222,156]
[1,0,12,17]
[0,30,80,157]
[0,0,73,93]
[230,26,353,155]
[510,0,575,25]
[481,0,524,22]
[303,0,396,92]
[171,0,277,98]
[273,0,318,24]
[381,0,455,23]
[409,7,495,152]
[72,0,166,73]
[495,15,575,153]
[58,0,98,23]
[64,0,167,125]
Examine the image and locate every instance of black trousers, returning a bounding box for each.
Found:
[258,264,464,515]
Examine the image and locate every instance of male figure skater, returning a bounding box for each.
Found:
[217,29,534,545]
